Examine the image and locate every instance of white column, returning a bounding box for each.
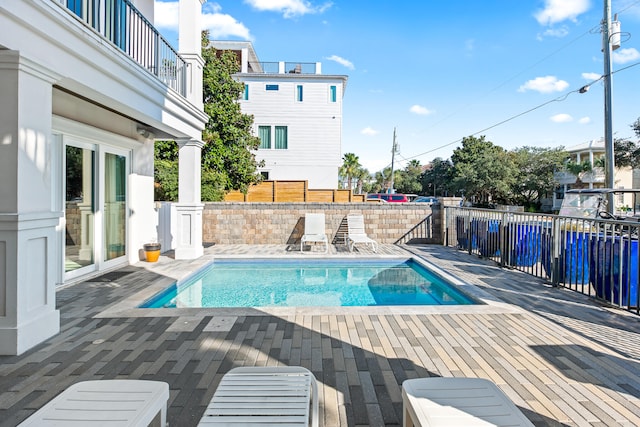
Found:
[0,51,61,355]
[175,138,204,259]
[179,0,205,110]
[176,0,206,260]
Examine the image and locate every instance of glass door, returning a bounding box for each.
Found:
[64,145,96,276]
[103,152,127,262]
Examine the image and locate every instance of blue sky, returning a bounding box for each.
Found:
[155,0,640,174]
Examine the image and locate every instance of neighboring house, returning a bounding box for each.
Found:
[0,0,207,355]
[553,139,635,211]
[211,41,348,189]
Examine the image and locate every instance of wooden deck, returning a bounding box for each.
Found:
[1,244,639,426]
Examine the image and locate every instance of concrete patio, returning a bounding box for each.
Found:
[1,244,639,426]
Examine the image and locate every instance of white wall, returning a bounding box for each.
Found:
[240,76,345,189]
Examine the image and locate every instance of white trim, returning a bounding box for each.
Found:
[53,116,141,150]
[56,122,133,283]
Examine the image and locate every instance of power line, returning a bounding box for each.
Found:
[368,3,640,174]
[395,60,640,166]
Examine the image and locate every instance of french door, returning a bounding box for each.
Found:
[64,141,129,280]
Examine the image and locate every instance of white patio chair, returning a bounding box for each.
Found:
[198,366,319,427]
[18,380,169,427]
[301,213,329,253]
[346,213,377,253]
[402,377,534,427]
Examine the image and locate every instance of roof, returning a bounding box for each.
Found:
[566,188,640,194]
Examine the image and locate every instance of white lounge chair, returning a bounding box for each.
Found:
[198,366,319,427]
[18,379,169,427]
[346,214,377,253]
[402,377,534,427]
[301,213,329,253]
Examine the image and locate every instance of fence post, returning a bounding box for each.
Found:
[551,217,560,286]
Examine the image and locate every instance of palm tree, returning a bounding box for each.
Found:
[564,159,592,188]
[354,167,370,194]
[339,153,361,190]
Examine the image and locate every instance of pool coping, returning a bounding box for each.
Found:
[96,249,524,319]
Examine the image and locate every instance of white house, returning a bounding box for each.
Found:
[553,139,636,211]
[211,41,348,189]
[0,0,207,355]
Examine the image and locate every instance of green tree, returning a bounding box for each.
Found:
[510,146,568,208]
[154,32,263,201]
[564,158,592,188]
[339,153,361,190]
[451,135,516,205]
[154,140,179,201]
[201,30,263,197]
[395,160,422,195]
[354,167,371,194]
[421,158,454,197]
[613,138,640,169]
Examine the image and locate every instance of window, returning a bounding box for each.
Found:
[266,84,279,91]
[260,171,269,180]
[258,125,288,150]
[296,85,303,102]
[275,126,288,149]
[330,85,337,102]
[243,84,249,100]
[258,126,271,149]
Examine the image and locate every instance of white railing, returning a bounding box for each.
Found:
[56,0,187,96]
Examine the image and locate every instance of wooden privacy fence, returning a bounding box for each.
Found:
[224,180,365,203]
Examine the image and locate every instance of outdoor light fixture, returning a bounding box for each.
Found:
[137,127,153,139]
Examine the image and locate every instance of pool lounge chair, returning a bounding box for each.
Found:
[346,213,377,253]
[198,366,319,427]
[301,213,329,253]
[18,379,169,427]
[402,377,534,427]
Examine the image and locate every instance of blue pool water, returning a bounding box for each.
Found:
[140,259,477,308]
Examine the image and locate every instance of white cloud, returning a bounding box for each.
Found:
[581,72,601,80]
[518,76,569,93]
[534,0,591,25]
[154,1,179,29]
[409,105,434,116]
[325,55,354,70]
[550,113,573,123]
[613,48,640,64]
[465,39,475,52]
[361,127,379,136]
[203,12,252,39]
[244,0,332,18]
[154,1,252,39]
[578,116,592,124]
[537,26,569,40]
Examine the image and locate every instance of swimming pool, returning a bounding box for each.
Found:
[140,258,477,308]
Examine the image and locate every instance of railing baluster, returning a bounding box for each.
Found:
[56,0,187,97]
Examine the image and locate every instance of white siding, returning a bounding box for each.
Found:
[239,76,345,189]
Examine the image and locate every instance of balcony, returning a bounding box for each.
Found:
[57,0,186,96]
[246,61,322,75]
[553,171,577,185]
[580,167,605,184]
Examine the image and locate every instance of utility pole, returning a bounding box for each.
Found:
[603,0,616,212]
[389,127,398,194]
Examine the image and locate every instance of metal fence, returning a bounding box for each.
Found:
[445,207,640,315]
[57,0,187,96]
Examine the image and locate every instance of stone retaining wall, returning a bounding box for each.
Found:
[203,202,443,245]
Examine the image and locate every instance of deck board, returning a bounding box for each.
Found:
[1,244,640,426]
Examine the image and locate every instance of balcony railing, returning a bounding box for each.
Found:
[57,0,186,96]
[246,61,321,74]
[554,171,578,184]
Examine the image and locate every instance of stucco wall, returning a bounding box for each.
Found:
[202,203,443,245]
